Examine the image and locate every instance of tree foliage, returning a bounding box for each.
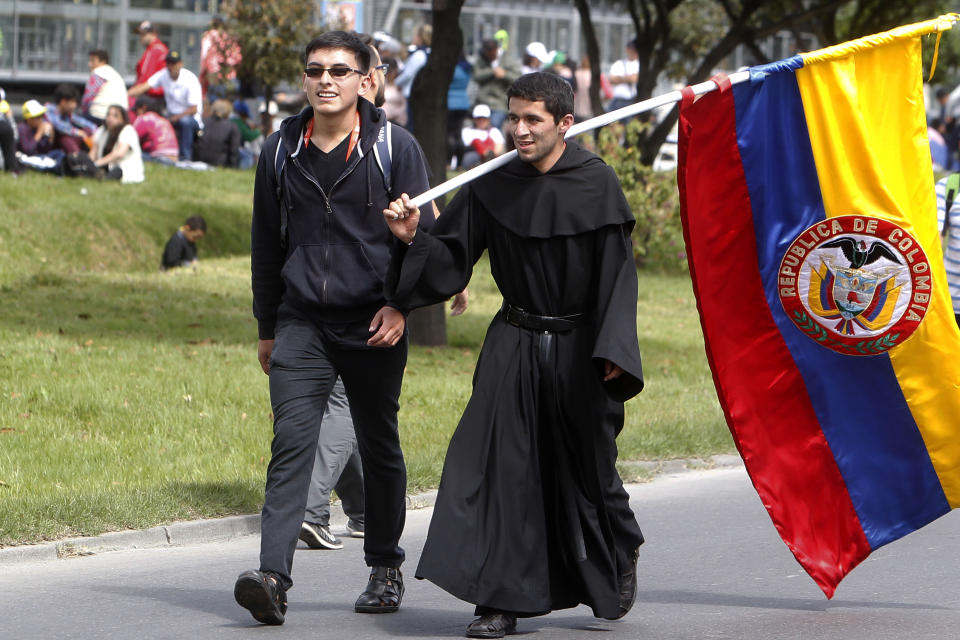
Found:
[578,0,958,165]
[222,0,326,132]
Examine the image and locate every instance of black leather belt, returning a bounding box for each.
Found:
[502,303,587,333]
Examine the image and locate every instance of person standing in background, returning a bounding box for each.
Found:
[607,39,639,112]
[200,15,242,102]
[82,50,128,126]
[394,24,431,129]
[473,38,520,130]
[447,49,472,169]
[134,22,169,103]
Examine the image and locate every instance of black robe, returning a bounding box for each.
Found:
[393,141,646,619]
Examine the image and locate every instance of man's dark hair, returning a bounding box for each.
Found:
[53,83,80,104]
[507,72,574,124]
[185,215,207,232]
[133,95,163,114]
[304,31,371,74]
[354,32,381,67]
[382,55,399,75]
[89,49,110,64]
[627,38,638,51]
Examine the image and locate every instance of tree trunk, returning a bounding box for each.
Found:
[261,84,274,137]
[573,0,605,118]
[405,0,465,347]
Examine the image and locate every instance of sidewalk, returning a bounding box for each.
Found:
[0,454,741,565]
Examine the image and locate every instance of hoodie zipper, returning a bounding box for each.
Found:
[290,149,366,306]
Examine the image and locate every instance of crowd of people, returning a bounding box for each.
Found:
[367,29,634,171]
[0,19,645,181]
[0,18,262,179]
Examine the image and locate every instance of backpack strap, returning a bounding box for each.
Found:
[271,136,290,250]
[372,121,393,198]
[944,173,959,237]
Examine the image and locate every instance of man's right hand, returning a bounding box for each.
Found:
[257,339,274,375]
[37,121,53,140]
[383,193,420,244]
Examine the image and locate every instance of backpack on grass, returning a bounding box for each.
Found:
[62,152,98,179]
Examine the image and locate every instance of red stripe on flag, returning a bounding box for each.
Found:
[677,87,871,597]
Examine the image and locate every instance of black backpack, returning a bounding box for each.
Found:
[62,152,99,178]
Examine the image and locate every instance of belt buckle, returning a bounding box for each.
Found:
[517,309,529,326]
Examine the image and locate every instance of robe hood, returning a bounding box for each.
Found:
[471,140,636,238]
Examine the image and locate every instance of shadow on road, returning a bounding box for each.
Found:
[638,589,951,612]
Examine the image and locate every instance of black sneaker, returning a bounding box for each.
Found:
[354,567,404,613]
[234,570,287,625]
[299,521,343,550]
[346,519,365,538]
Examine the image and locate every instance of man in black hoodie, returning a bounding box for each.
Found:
[235,30,431,626]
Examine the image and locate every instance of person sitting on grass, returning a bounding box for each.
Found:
[195,98,241,168]
[89,105,144,184]
[161,215,206,271]
[0,88,20,173]
[16,99,64,173]
[44,83,98,155]
[459,103,505,169]
[132,96,179,164]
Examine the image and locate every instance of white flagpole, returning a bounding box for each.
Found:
[410,70,752,209]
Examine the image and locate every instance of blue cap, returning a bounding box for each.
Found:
[233,99,251,118]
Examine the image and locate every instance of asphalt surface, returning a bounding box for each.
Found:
[1,466,958,640]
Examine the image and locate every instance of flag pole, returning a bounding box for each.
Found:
[410,70,752,209]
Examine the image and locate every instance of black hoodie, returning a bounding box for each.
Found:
[251,99,431,339]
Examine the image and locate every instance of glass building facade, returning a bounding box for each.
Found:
[0,0,639,85]
[2,1,798,88]
[0,0,217,83]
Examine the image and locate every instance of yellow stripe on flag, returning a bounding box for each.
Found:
[797,37,960,506]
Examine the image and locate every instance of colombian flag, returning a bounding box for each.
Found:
[678,16,960,597]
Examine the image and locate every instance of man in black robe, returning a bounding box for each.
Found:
[382,72,645,638]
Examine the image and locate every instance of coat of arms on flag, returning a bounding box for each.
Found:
[677,15,960,597]
[778,215,931,354]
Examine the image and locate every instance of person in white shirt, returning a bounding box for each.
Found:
[82,50,128,125]
[129,50,203,160]
[459,103,505,169]
[89,104,144,184]
[607,39,639,112]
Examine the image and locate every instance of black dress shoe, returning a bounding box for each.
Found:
[234,570,287,625]
[354,566,404,613]
[616,547,640,619]
[465,611,517,638]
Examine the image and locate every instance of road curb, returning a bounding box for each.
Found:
[0,456,739,566]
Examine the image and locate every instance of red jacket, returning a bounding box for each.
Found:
[136,39,169,98]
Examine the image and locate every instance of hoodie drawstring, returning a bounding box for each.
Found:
[366,154,373,208]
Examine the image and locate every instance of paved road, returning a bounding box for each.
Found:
[2,467,958,640]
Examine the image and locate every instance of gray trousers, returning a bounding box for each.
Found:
[304,376,364,527]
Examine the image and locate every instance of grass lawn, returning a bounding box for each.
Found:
[0,165,731,546]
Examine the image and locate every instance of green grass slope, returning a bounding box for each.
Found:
[0,164,729,545]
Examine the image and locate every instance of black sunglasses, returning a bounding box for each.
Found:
[372,64,389,74]
[304,65,363,79]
